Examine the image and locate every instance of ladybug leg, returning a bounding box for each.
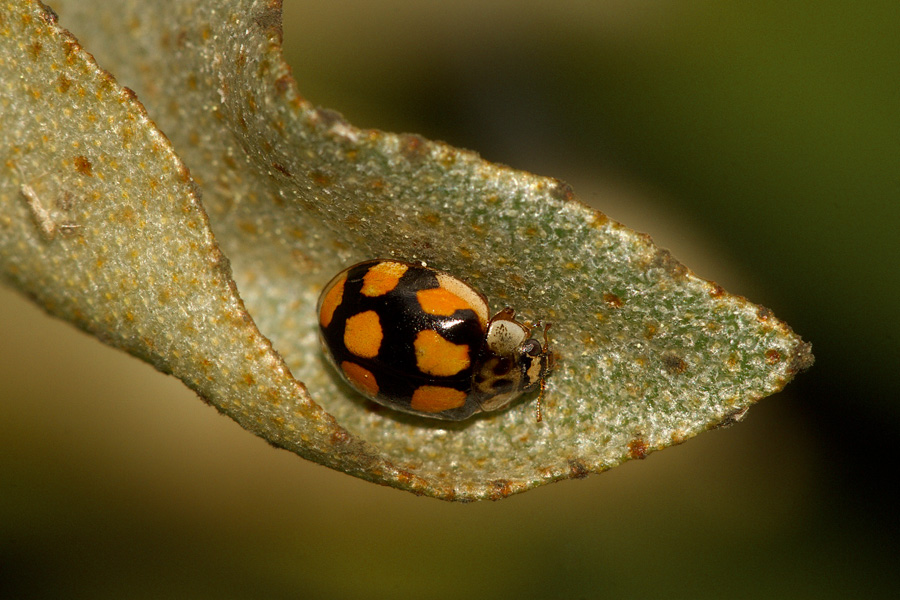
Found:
[535,378,545,423]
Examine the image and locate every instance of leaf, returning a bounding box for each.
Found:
[0,0,812,501]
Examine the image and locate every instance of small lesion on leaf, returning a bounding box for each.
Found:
[789,341,815,374]
[661,352,688,375]
[714,406,750,429]
[567,458,591,479]
[548,178,576,202]
[400,134,429,161]
[603,292,624,308]
[650,248,689,278]
[252,1,284,40]
[271,161,291,177]
[73,155,92,176]
[29,40,43,59]
[489,479,515,500]
[627,437,650,460]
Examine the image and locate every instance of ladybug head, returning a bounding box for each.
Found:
[472,307,552,417]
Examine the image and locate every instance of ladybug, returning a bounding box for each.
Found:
[317,259,552,421]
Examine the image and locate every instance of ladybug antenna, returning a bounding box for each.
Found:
[535,378,545,423]
[534,321,552,423]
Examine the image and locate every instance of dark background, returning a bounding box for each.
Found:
[2,1,897,597]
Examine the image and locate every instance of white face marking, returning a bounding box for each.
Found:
[485,319,528,355]
[524,358,543,388]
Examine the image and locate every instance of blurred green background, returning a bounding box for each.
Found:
[2,1,897,597]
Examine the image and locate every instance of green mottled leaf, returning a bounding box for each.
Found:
[0,0,812,500]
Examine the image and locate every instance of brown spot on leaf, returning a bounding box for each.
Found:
[789,341,815,374]
[330,428,353,447]
[756,306,773,321]
[588,212,610,229]
[39,4,59,24]
[421,212,440,226]
[274,74,292,95]
[652,248,688,278]
[118,206,136,224]
[723,407,749,427]
[628,438,649,460]
[726,352,740,370]
[73,155,92,176]
[549,179,576,202]
[121,86,138,102]
[709,284,725,298]
[272,162,292,177]
[489,479,514,500]
[312,108,347,130]
[254,4,282,37]
[567,458,590,479]
[604,292,623,308]
[400,134,429,161]
[309,169,332,186]
[705,321,723,333]
[63,38,78,65]
[765,349,781,365]
[580,332,597,348]
[662,352,688,375]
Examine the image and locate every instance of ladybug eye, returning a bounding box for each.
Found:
[522,339,542,356]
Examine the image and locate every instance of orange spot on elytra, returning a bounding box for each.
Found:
[414,330,470,376]
[411,386,467,413]
[341,361,379,396]
[361,261,408,297]
[319,275,346,328]
[417,287,471,317]
[344,310,383,358]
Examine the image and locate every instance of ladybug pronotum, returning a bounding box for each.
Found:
[317,259,552,421]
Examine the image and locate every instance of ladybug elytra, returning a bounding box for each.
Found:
[317,259,552,421]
